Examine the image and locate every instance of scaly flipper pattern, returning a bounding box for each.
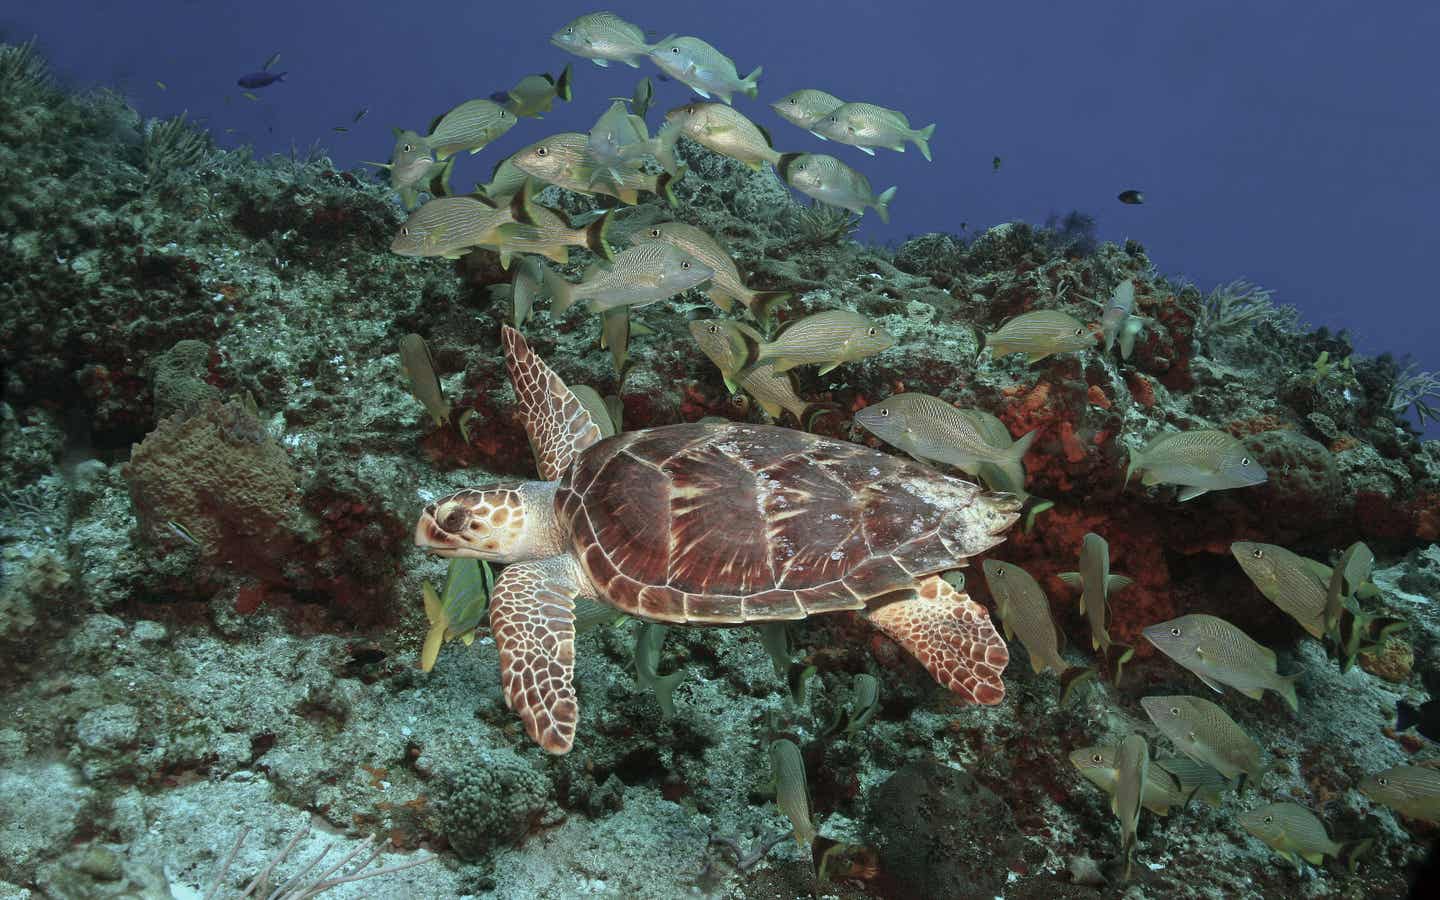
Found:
[502,325,603,480]
[868,574,1009,705]
[489,555,585,753]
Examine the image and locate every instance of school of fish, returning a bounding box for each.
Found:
[375,10,1430,882]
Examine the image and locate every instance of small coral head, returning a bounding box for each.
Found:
[415,485,531,561]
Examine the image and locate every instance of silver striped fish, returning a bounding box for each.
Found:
[811,101,936,161]
[426,99,516,159]
[777,153,896,223]
[980,310,1094,364]
[771,89,845,131]
[743,309,893,375]
[631,222,790,317]
[1143,613,1299,711]
[1231,542,1329,638]
[390,196,512,259]
[1140,694,1264,785]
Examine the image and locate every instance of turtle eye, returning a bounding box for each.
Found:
[706,323,719,334]
[435,501,471,534]
[1251,548,1264,559]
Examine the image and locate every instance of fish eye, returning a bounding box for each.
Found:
[400,227,409,236]
[565,27,573,33]
[788,99,797,104]
[995,565,1006,576]
[1091,753,1103,763]
[402,143,413,152]
[650,228,662,237]
[681,261,691,269]
[1251,548,1264,559]
[1169,627,1181,636]
[536,146,548,156]
[1074,327,1085,336]
[1240,456,1252,466]
[878,408,890,417]
[1262,815,1273,825]
[1170,707,1181,717]
[1378,776,1389,786]
[706,323,719,333]
[670,46,680,53]
[867,327,877,336]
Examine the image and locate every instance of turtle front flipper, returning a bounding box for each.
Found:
[502,325,605,480]
[867,575,1009,705]
[490,554,590,753]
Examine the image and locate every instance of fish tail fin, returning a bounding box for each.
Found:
[548,274,579,316]
[1006,429,1037,465]
[1108,642,1135,685]
[509,177,538,225]
[585,210,614,260]
[749,291,792,325]
[1276,672,1300,713]
[1124,447,1144,489]
[874,186,897,225]
[657,164,686,206]
[556,63,573,102]
[972,326,988,359]
[429,155,456,198]
[776,152,800,182]
[1340,838,1373,873]
[1396,701,1420,731]
[800,401,843,432]
[652,120,682,176]
[420,581,448,673]
[915,123,935,162]
[742,66,763,99]
[1058,666,1097,705]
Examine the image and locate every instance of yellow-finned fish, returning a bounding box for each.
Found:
[811,101,935,161]
[953,407,1030,496]
[498,65,573,119]
[420,558,493,672]
[768,738,816,846]
[364,128,454,211]
[855,392,1036,479]
[552,12,652,69]
[547,241,713,315]
[1070,746,1226,815]
[689,320,829,426]
[1125,429,1267,501]
[475,155,530,205]
[398,334,450,427]
[485,202,614,269]
[982,560,1093,699]
[771,89,845,133]
[512,132,683,205]
[389,196,514,259]
[1140,695,1264,786]
[1113,734,1148,881]
[979,310,1094,364]
[631,222,790,318]
[740,309,893,375]
[664,102,781,169]
[425,99,516,159]
[777,153,896,223]
[1238,803,1372,873]
[1058,532,1134,662]
[587,100,679,188]
[1231,542,1329,639]
[648,35,761,105]
[1143,613,1299,711]
[1359,764,1440,822]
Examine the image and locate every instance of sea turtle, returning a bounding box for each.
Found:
[414,327,1020,754]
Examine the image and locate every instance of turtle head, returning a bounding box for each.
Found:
[414,481,562,562]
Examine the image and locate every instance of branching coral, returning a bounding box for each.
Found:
[1389,364,1440,426]
[0,38,51,101]
[143,111,213,188]
[1198,279,1285,336]
[791,202,860,247]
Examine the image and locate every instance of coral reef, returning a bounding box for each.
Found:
[1,40,1437,898]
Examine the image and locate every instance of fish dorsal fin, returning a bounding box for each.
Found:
[501,326,604,480]
[756,121,774,148]
[1254,642,1276,667]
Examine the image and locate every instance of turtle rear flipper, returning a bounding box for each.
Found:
[489,554,588,754]
[502,325,605,479]
[867,575,1008,705]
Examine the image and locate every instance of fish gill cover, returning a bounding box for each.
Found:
[0,11,1439,899]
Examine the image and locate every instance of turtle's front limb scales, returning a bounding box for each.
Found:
[490,553,594,754]
[867,574,1010,706]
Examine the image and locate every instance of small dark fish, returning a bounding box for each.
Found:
[992,155,1001,172]
[353,107,369,123]
[263,51,281,71]
[1117,189,1144,205]
[155,80,168,91]
[1397,699,1440,742]
[332,126,349,133]
[237,71,286,89]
